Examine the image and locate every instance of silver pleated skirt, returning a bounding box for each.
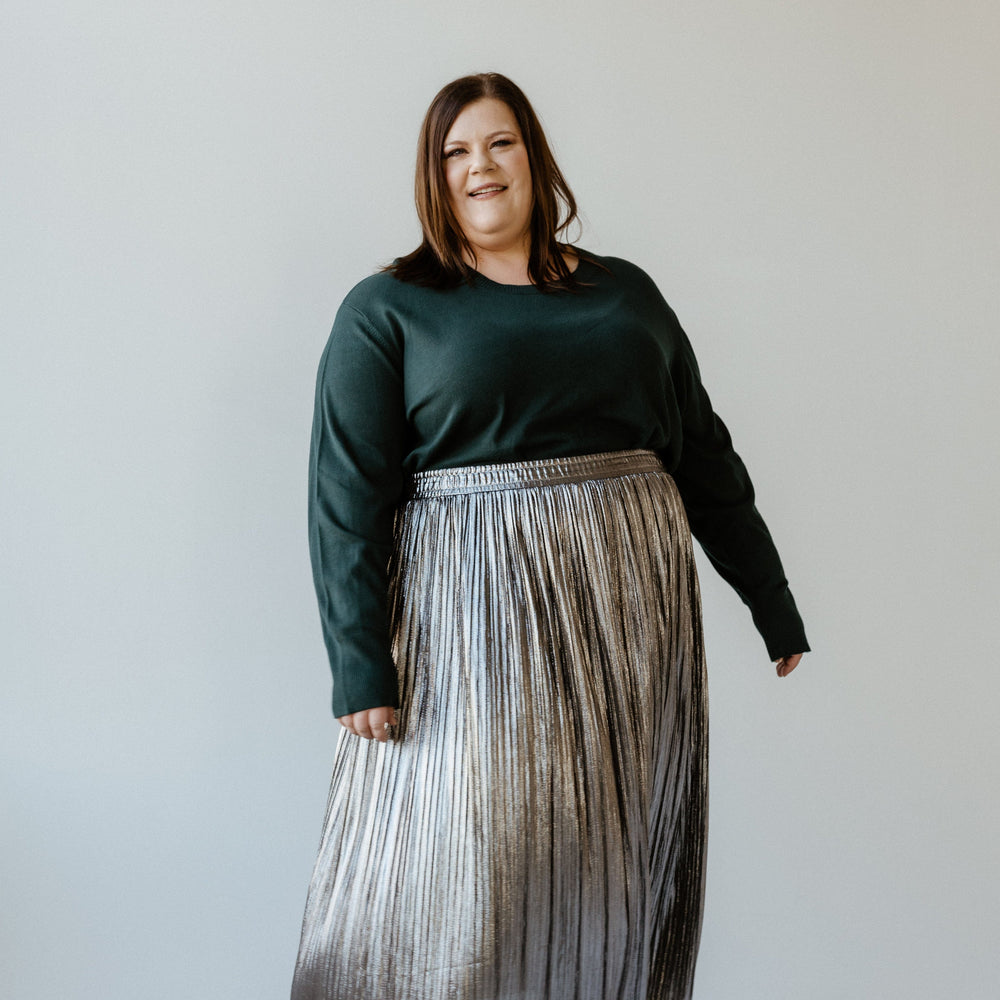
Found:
[291,449,709,1000]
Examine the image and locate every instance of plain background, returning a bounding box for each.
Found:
[3,2,998,998]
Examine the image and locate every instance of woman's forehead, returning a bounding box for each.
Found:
[445,99,520,140]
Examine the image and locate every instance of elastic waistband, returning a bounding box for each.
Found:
[407,449,665,498]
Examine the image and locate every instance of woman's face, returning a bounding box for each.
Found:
[443,98,534,257]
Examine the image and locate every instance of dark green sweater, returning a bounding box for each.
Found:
[309,252,809,718]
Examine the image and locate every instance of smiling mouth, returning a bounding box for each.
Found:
[469,185,507,198]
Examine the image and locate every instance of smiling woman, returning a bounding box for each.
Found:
[291,72,809,1000]
[389,72,581,291]
[441,99,535,279]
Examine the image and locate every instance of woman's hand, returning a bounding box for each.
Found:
[337,705,399,742]
[774,653,803,678]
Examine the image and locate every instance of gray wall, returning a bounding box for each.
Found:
[3,2,997,997]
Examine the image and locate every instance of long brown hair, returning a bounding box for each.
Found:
[385,73,583,291]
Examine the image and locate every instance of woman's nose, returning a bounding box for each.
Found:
[470,146,496,172]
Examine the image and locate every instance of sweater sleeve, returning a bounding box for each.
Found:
[308,299,407,719]
[668,313,810,660]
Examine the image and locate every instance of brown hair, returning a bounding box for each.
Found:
[385,73,584,291]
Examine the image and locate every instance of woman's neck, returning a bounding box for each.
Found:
[467,244,532,285]
[465,242,579,286]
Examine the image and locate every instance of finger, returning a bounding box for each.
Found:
[369,709,386,743]
[336,715,357,736]
[373,707,401,743]
[354,712,375,740]
[775,654,802,678]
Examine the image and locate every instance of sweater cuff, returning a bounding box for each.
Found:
[329,652,401,719]
[763,629,811,662]
[751,587,811,661]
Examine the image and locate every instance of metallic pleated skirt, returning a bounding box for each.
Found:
[292,449,709,1000]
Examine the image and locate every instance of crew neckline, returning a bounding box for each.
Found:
[471,253,594,294]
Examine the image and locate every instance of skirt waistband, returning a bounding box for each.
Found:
[408,448,665,498]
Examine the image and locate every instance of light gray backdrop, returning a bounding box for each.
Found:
[3,2,997,998]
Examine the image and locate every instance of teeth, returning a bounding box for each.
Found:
[472,186,504,195]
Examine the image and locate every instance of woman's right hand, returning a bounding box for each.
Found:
[337,705,399,742]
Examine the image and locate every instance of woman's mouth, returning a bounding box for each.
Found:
[469,185,507,198]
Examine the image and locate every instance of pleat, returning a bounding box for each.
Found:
[291,450,708,1000]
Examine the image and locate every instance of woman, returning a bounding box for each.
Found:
[292,73,808,1000]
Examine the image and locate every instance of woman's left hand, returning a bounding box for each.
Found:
[774,653,803,678]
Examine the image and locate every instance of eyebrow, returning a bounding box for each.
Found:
[443,129,517,147]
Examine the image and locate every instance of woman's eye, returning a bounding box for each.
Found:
[443,139,512,159]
